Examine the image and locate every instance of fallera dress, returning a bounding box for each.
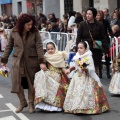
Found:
[63,50,110,114]
[109,62,120,94]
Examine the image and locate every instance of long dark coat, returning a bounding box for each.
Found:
[1,27,45,93]
[76,20,109,66]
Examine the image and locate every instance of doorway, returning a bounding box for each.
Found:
[89,0,94,7]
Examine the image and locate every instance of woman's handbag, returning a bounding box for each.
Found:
[86,21,102,49]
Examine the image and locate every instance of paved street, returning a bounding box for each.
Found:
[0,52,120,120]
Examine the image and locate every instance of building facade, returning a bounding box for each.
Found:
[0,0,120,19]
[0,0,12,16]
[12,0,43,16]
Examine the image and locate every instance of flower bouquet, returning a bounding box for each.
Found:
[0,66,10,77]
[76,57,89,75]
[76,57,89,68]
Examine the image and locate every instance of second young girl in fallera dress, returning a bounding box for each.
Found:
[63,41,110,114]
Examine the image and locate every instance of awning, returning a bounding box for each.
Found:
[0,0,12,5]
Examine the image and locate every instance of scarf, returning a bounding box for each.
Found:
[111,18,118,26]
[73,50,92,61]
[44,41,68,68]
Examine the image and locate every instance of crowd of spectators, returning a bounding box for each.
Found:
[1,7,120,79]
[0,8,120,36]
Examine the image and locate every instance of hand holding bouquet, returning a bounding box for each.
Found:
[0,65,10,77]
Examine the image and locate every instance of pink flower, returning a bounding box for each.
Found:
[79,61,83,65]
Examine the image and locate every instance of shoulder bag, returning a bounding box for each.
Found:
[86,20,102,49]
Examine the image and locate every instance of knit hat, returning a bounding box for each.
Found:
[87,7,97,18]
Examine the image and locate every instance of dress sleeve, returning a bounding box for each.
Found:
[87,56,95,74]
[87,55,102,86]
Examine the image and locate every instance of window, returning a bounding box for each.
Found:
[89,0,94,7]
[117,0,120,9]
[18,2,22,14]
[64,0,73,14]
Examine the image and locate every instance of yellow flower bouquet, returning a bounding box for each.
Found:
[76,57,89,69]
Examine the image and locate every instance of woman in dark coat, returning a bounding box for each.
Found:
[76,7,109,74]
[1,14,45,113]
[96,10,114,79]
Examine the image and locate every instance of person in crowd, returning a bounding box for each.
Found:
[113,8,120,14]
[47,23,52,32]
[34,40,69,112]
[67,11,76,28]
[76,7,109,75]
[0,22,4,30]
[49,13,57,23]
[40,23,47,31]
[37,13,47,30]
[38,13,47,24]
[6,22,14,29]
[110,11,120,27]
[0,28,8,52]
[109,52,120,94]
[58,22,64,32]
[103,8,111,24]
[109,25,120,61]
[70,23,78,36]
[96,10,114,79]
[75,12,83,25]
[63,14,68,33]
[0,14,45,113]
[50,22,59,32]
[67,44,76,65]
[65,22,77,53]
[82,10,87,21]
[112,24,120,37]
[63,41,110,114]
[67,44,76,79]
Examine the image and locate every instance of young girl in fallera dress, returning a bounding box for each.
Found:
[34,40,69,112]
[109,52,120,94]
[63,41,110,114]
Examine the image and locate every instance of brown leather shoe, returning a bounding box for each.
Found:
[16,100,28,113]
[28,103,35,114]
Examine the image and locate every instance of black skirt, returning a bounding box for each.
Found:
[21,77,29,89]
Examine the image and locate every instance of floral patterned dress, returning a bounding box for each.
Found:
[109,63,120,94]
[63,51,110,114]
[34,63,69,111]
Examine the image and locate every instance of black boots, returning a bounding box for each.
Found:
[105,56,111,79]
[99,64,111,79]
[106,67,111,79]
